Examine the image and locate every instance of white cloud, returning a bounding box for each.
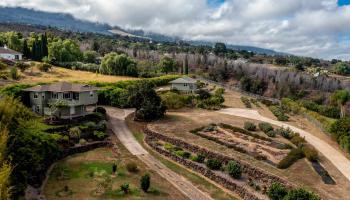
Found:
[1,0,350,60]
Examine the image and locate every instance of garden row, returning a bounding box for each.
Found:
[144,127,291,187]
[144,128,321,200]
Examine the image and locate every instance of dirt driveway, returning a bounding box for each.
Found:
[106,107,213,200]
[217,108,350,183]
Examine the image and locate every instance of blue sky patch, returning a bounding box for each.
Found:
[338,0,350,6]
[207,0,225,7]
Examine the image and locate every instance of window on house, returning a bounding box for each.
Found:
[35,105,40,113]
[184,83,188,87]
[63,93,71,99]
[90,91,94,98]
[73,93,79,100]
[52,93,58,99]
[33,93,39,99]
[15,55,19,60]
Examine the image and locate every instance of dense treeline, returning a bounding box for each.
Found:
[0,96,60,197]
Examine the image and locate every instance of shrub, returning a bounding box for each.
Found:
[126,162,138,173]
[38,63,52,72]
[266,130,277,137]
[93,106,106,115]
[164,143,174,152]
[69,127,81,140]
[93,131,107,140]
[206,159,222,170]
[120,183,130,194]
[269,106,289,121]
[290,135,306,147]
[175,150,191,159]
[14,62,30,72]
[240,96,252,108]
[329,117,350,153]
[10,67,19,80]
[79,138,87,145]
[112,163,117,174]
[275,127,294,139]
[302,146,318,161]
[267,182,287,200]
[196,89,211,100]
[277,148,305,169]
[140,174,151,192]
[283,188,320,200]
[226,161,242,179]
[0,61,7,70]
[244,122,256,131]
[190,154,205,163]
[259,122,274,133]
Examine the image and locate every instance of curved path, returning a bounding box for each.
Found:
[217,108,350,182]
[106,107,213,200]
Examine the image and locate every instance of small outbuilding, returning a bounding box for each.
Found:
[170,76,197,93]
[0,46,23,60]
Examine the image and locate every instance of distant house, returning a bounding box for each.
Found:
[23,82,100,119]
[0,46,23,60]
[170,76,197,93]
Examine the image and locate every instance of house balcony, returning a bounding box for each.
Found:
[47,99,82,107]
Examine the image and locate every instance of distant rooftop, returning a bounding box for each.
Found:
[0,46,22,55]
[169,76,196,84]
[23,82,100,92]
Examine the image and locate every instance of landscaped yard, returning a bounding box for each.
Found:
[43,137,188,200]
[145,109,350,200]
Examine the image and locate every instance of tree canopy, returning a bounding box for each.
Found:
[100,52,138,76]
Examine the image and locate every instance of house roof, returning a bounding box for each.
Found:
[0,47,22,55]
[23,82,100,92]
[169,76,196,84]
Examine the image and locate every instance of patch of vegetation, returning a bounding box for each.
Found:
[277,148,305,169]
[226,161,242,179]
[329,117,350,153]
[267,182,287,200]
[240,96,252,108]
[219,123,272,142]
[269,106,289,121]
[206,159,222,170]
[244,121,257,131]
[239,76,267,95]
[126,162,139,173]
[258,122,274,134]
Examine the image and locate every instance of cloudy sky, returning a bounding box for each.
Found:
[1,0,350,60]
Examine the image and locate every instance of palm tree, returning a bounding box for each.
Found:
[331,90,350,118]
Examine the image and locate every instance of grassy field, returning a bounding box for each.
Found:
[5,65,137,85]
[43,136,188,200]
[126,115,238,200]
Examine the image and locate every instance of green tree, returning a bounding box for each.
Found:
[83,50,98,63]
[10,67,19,80]
[126,82,166,121]
[5,32,22,52]
[329,117,350,153]
[283,188,320,200]
[214,42,227,56]
[330,90,349,118]
[267,182,287,200]
[333,62,350,75]
[226,161,242,179]
[22,39,30,59]
[120,183,129,194]
[0,129,12,200]
[158,56,176,74]
[140,174,151,192]
[100,52,137,76]
[48,39,82,62]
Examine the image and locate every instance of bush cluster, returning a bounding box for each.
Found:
[299,100,340,119]
[240,96,252,108]
[267,183,320,200]
[226,161,242,179]
[277,148,305,169]
[258,122,274,134]
[330,117,350,154]
[244,122,257,131]
[206,159,222,170]
[269,106,289,121]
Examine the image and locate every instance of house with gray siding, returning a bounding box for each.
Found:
[23,82,100,119]
[170,77,197,93]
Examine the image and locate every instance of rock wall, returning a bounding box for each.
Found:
[144,128,292,188]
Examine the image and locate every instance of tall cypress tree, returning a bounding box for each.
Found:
[22,39,30,59]
[41,33,48,58]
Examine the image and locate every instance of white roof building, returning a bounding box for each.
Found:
[0,46,23,60]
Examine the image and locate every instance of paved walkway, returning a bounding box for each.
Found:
[217,108,350,182]
[106,107,213,200]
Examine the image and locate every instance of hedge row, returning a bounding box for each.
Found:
[269,106,289,121]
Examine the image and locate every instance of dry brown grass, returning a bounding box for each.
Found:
[147,109,350,200]
[15,64,138,84]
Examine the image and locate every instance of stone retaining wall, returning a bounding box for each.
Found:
[144,128,292,188]
[145,136,261,200]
